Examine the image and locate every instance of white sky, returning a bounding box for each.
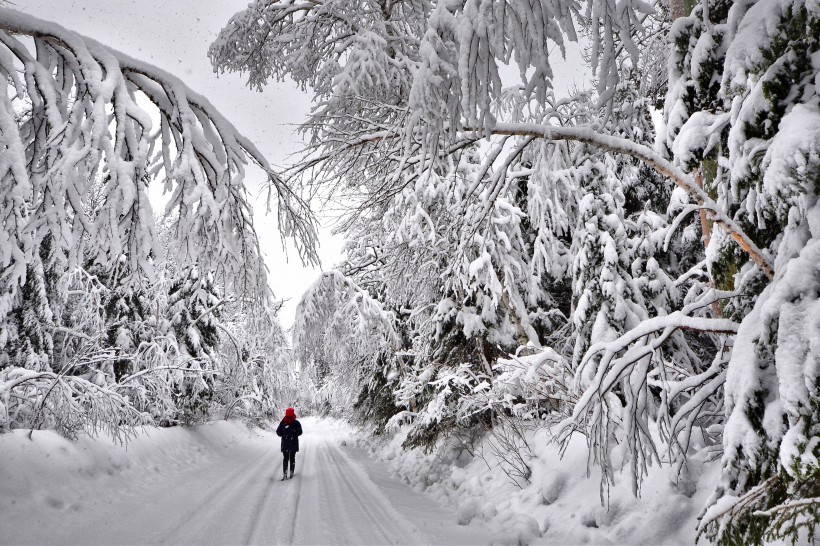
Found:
[17,0,346,329]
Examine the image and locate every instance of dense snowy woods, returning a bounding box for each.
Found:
[211,0,819,543]
[1,0,818,544]
[0,10,312,436]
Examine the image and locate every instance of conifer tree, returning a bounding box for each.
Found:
[167,265,221,425]
[664,0,820,542]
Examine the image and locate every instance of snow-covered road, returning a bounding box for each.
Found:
[1,418,489,545]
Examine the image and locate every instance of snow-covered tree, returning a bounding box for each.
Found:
[215,1,819,543]
[0,9,315,437]
[165,265,221,424]
[214,298,294,422]
[293,270,399,414]
[663,0,820,542]
[0,8,315,330]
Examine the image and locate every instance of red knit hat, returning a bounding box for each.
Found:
[285,407,295,417]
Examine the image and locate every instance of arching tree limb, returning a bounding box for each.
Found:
[486,122,775,280]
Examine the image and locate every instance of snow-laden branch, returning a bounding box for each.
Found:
[554,287,740,491]
[571,311,738,414]
[0,8,317,321]
[281,113,774,282]
[292,269,400,408]
[755,498,820,517]
[0,367,150,439]
[568,286,739,410]
[484,122,774,279]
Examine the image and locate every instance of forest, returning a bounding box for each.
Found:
[0,0,818,544]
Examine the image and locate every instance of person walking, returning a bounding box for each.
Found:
[276,407,302,480]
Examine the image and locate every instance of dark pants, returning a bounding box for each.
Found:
[283,451,296,475]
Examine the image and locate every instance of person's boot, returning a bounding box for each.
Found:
[288,469,294,479]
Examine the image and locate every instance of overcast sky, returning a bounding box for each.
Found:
[17,0,346,328]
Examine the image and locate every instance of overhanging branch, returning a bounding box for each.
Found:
[483,122,775,280]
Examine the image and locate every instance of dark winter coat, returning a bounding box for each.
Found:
[276,419,302,452]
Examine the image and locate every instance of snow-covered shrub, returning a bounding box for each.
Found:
[400,361,494,453]
[0,367,150,440]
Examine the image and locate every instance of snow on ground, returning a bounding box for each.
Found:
[0,417,490,545]
[0,415,723,545]
[373,425,723,545]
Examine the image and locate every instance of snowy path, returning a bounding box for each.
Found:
[0,418,489,545]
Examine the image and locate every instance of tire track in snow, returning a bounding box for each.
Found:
[245,444,305,545]
[157,447,275,545]
[326,442,425,544]
[289,439,350,544]
[283,443,305,544]
[241,471,277,545]
[324,444,396,541]
[287,438,422,545]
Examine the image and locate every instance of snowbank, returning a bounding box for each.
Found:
[374,425,722,545]
[0,420,273,544]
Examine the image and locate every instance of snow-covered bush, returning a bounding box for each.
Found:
[0,367,150,440]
